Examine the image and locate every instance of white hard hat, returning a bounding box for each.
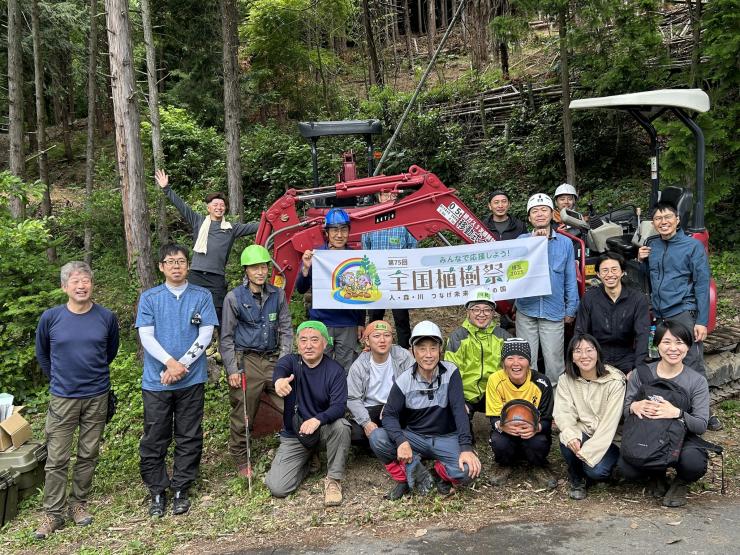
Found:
[410,320,443,346]
[526,193,554,213]
[553,183,578,200]
[465,287,497,309]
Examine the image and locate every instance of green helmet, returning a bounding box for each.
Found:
[240,245,271,267]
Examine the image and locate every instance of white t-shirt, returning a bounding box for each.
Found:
[365,355,394,407]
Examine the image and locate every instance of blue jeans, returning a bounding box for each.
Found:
[560,433,619,483]
[369,428,472,484]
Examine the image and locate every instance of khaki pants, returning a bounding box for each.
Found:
[43,392,108,517]
[228,352,283,464]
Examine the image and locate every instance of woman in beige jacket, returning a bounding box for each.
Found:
[554,334,626,500]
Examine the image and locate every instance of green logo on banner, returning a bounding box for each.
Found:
[507,261,529,280]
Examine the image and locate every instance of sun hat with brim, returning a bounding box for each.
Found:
[296,320,333,346]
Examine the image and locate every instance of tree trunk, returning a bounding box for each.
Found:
[52,64,75,162]
[427,0,437,58]
[84,0,99,265]
[7,0,25,219]
[363,0,383,86]
[104,0,156,290]
[403,0,414,68]
[141,0,169,243]
[688,0,702,88]
[469,0,492,73]
[221,0,244,221]
[32,0,56,260]
[441,0,448,29]
[559,7,576,186]
[417,0,424,35]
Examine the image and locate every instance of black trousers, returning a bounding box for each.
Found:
[189,270,227,325]
[140,383,205,495]
[367,308,411,349]
[489,429,551,468]
[618,441,708,483]
[350,404,383,446]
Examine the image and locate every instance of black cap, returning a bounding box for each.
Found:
[501,338,532,363]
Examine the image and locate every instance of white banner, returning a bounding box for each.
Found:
[311,237,552,309]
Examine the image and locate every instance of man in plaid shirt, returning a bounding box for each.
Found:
[362,191,417,348]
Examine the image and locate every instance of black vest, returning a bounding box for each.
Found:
[233,284,281,353]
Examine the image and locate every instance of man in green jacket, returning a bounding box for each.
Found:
[445,288,511,438]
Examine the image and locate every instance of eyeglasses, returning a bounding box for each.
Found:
[326,227,349,234]
[653,214,676,223]
[598,267,622,275]
[469,307,493,316]
[162,259,188,267]
[573,348,596,356]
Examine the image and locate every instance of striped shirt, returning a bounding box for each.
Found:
[361,226,417,250]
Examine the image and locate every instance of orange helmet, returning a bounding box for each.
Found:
[500,399,540,430]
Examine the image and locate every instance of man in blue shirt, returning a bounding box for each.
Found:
[515,193,578,385]
[361,190,417,348]
[34,262,119,539]
[136,244,218,517]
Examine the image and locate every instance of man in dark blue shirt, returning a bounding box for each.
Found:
[265,321,350,507]
[34,262,119,539]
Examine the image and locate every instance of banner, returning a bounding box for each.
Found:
[311,237,552,309]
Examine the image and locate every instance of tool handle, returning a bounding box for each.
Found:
[241,371,247,392]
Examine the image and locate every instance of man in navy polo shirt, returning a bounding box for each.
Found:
[136,244,218,517]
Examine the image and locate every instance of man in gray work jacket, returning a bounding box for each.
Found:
[156,169,259,323]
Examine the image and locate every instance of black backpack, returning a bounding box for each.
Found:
[621,363,691,470]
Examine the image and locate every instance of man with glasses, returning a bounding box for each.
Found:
[369,321,482,500]
[361,190,417,348]
[265,321,351,507]
[296,208,365,372]
[445,288,511,435]
[637,202,718,429]
[575,252,649,374]
[136,244,218,517]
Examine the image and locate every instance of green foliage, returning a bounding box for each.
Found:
[0,173,63,400]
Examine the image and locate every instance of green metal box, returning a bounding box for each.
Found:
[0,468,19,526]
[0,440,47,501]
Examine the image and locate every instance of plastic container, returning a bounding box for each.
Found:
[0,440,47,500]
[0,468,19,526]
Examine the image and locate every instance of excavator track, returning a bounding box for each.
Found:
[705,324,740,404]
[704,324,740,355]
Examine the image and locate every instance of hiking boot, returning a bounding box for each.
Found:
[647,474,669,498]
[68,503,93,526]
[707,414,723,432]
[568,478,587,500]
[407,459,434,496]
[489,464,513,486]
[309,452,321,474]
[324,478,343,507]
[532,467,558,490]
[148,492,167,517]
[662,478,689,508]
[171,490,191,515]
[384,482,410,501]
[430,467,453,496]
[33,514,65,540]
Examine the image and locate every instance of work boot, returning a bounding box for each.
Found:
[324,478,343,507]
[407,459,434,496]
[532,467,558,490]
[68,503,93,526]
[647,473,669,498]
[489,464,513,486]
[309,452,321,474]
[662,478,690,508]
[148,492,167,518]
[33,514,65,540]
[430,466,453,496]
[568,478,587,500]
[384,482,410,501]
[707,414,723,432]
[171,490,191,515]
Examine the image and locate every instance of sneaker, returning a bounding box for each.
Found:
[148,492,167,517]
[568,478,587,500]
[662,478,689,507]
[171,490,191,515]
[707,414,723,432]
[532,467,558,490]
[309,452,321,474]
[324,478,343,507]
[384,482,410,501]
[68,503,93,526]
[489,464,513,486]
[407,459,434,496]
[648,474,669,498]
[33,514,65,540]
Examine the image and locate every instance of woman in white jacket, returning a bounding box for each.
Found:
[554,334,626,500]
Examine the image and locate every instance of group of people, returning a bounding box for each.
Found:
[31,175,718,540]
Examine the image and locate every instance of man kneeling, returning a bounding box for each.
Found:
[265,321,350,506]
[487,338,556,489]
[369,321,481,500]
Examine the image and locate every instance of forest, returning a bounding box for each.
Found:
[0,0,738,552]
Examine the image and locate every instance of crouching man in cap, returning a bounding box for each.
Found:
[347,320,414,446]
[265,321,351,506]
[369,321,482,500]
[487,338,556,489]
